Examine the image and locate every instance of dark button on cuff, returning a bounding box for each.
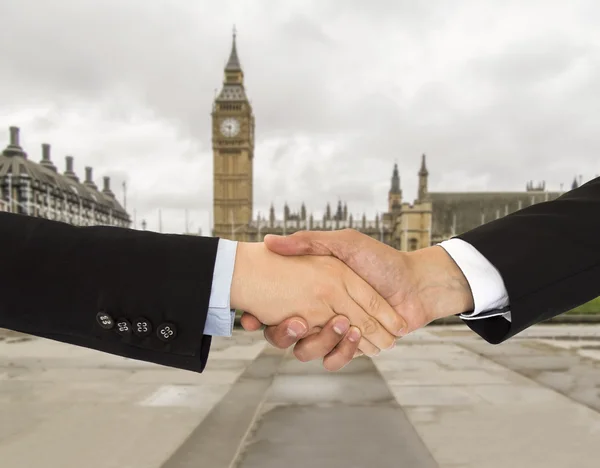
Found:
[115,318,133,336]
[96,312,114,330]
[133,317,153,338]
[157,322,177,342]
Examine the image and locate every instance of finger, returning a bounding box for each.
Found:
[359,335,397,356]
[264,230,367,263]
[332,297,395,354]
[334,284,399,352]
[240,312,263,331]
[263,317,309,349]
[353,350,364,359]
[344,271,406,338]
[357,337,380,357]
[264,232,332,257]
[322,326,362,371]
[293,316,351,362]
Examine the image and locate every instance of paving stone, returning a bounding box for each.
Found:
[237,405,437,468]
[269,372,394,404]
[384,369,512,386]
[388,385,482,406]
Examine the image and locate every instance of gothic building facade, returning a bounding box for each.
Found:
[212,32,565,250]
[0,126,130,228]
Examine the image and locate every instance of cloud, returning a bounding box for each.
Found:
[1,0,599,234]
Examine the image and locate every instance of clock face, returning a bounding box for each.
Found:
[220,118,240,137]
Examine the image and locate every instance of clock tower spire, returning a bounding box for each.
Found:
[212,28,255,240]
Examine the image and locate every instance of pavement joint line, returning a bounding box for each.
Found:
[227,349,292,468]
[370,355,440,466]
[160,347,287,468]
[456,341,600,415]
[235,354,440,468]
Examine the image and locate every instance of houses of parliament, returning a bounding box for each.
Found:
[211,32,567,250]
[1,31,579,245]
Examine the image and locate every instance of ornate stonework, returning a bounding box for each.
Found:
[211,32,565,250]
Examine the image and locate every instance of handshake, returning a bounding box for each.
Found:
[230,229,475,370]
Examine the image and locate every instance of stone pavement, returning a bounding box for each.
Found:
[0,325,599,468]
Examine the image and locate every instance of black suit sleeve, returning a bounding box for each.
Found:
[0,212,220,373]
[456,177,600,344]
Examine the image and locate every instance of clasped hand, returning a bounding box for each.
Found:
[230,242,405,357]
[237,230,475,370]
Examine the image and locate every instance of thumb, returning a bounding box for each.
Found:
[264,231,333,256]
[240,312,263,331]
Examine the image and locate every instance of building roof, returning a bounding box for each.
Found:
[429,190,563,237]
[216,28,248,103]
[216,84,248,101]
[0,128,128,216]
[225,28,242,71]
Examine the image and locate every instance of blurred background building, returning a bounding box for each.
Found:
[211,32,565,250]
[1,33,578,246]
[0,126,130,227]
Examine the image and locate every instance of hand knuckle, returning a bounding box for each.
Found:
[367,293,381,313]
[313,282,332,301]
[361,317,378,336]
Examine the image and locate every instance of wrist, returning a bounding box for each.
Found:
[230,242,264,311]
[405,246,475,321]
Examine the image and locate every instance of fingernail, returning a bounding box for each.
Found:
[333,319,350,335]
[287,320,307,338]
[389,340,397,350]
[348,327,360,342]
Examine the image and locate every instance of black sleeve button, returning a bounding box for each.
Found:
[96,312,114,330]
[133,317,153,337]
[115,318,133,336]
[157,322,177,342]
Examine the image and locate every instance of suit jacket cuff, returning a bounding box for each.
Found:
[438,238,511,320]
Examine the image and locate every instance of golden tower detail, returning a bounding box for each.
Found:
[212,29,255,240]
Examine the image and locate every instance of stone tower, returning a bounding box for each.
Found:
[418,153,429,201]
[212,28,255,240]
[388,163,402,212]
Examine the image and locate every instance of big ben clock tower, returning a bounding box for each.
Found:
[212,28,255,240]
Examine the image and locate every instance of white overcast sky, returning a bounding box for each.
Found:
[1,0,599,234]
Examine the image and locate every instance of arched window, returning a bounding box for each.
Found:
[408,238,418,251]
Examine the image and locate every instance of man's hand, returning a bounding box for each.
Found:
[256,229,474,366]
[240,313,363,371]
[231,241,404,356]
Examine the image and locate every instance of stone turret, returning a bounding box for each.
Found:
[388,163,402,211]
[335,200,343,221]
[418,154,429,201]
[284,202,290,221]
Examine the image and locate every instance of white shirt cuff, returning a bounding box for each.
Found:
[438,238,511,322]
[203,239,238,336]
